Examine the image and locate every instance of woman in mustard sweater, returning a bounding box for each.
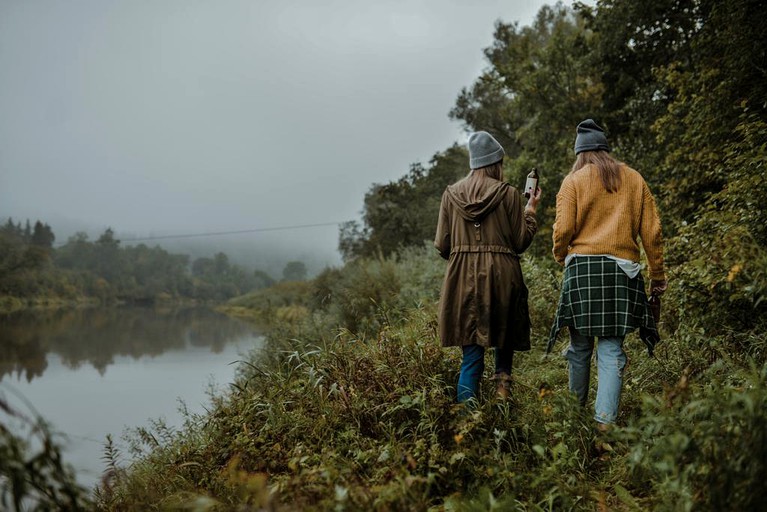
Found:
[549,119,667,427]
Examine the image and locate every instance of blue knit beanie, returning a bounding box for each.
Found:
[574,119,610,155]
[468,131,505,169]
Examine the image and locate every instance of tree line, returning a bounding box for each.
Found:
[0,219,308,306]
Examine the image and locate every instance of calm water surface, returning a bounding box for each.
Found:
[0,307,263,491]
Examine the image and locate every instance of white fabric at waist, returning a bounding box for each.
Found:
[564,253,642,279]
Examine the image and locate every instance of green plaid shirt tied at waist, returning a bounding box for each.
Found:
[548,255,660,355]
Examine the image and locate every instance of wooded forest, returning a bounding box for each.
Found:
[0,219,287,309]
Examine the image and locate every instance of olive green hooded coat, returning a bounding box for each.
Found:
[434,172,537,349]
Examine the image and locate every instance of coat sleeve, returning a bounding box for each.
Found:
[434,191,451,260]
[639,180,666,280]
[552,177,576,265]
[508,187,538,254]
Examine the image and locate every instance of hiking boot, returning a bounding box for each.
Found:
[493,372,512,399]
[594,422,614,459]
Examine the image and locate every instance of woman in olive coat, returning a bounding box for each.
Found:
[435,131,541,402]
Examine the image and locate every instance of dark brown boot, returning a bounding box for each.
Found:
[494,372,512,399]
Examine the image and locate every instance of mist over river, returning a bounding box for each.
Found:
[0,307,263,491]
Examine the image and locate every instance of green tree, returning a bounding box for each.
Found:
[282,261,307,281]
[94,228,122,284]
[579,0,700,169]
[31,221,55,248]
[55,232,92,270]
[339,145,467,260]
[0,231,29,286]
[192,257,215,278]
[191,253,255,300]
[449,3,601,254]
[253,270,275,290]
[0,219,55,293]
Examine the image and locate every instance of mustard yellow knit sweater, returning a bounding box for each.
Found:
[552,164,666,281]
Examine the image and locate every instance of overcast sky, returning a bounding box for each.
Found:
[0,0,558,267]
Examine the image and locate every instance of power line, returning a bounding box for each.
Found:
[120,221,348,243]
[55,220,350,246]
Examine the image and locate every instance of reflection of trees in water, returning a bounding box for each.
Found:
[0,308,259,382]
[0,329,48,382]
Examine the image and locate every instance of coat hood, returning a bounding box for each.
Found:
[445,176,509,222]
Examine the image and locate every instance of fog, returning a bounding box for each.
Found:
[0,0,550,276]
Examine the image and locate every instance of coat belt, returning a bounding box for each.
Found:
[450,245,518,257]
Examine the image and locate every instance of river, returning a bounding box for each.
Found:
[0,306,263,492]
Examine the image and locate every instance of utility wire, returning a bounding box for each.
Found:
[114,220,347,243]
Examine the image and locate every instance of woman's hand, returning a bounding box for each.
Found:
[525,187,542,215]
[650,279,668,295]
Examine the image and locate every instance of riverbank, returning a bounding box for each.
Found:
[0,294,226,315]
[215,280,312,326]
[0,294,100,314]
[1,305,261,508]
[94,248,767,511]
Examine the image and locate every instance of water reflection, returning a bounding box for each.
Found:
[0,307,259,382]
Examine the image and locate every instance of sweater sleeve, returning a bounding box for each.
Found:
[639,181,666,280]
[508,187,538,254]
[434,191,451,260]
[552,177,576,265]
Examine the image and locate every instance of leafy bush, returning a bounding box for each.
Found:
[1,390,91,511]
[618,362,767,511]
[309,247,440,337]
[660,117,767,352]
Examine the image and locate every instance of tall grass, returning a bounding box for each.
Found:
[1,388,91,511]
[96,246,767,511]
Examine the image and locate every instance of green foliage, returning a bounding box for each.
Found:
[282,261,308,282]
[0,219,53,287]
[521,256,563,333]
[339,145,468,260]
[98,299,589,510]
[618,362,767,511]
[190,252,255,301]
[310,245,452,337]
[450,2,597,159]
[221,280,314,326]
[30,221,55,249]
[98,248,767,509]
[253,269,276,290]
[310,256,403,335]
[663,115,767,335]
[1,221,264,307]
[345,0,767,337]
[580,0,701,175]
[450,3,602,257]
[1,390,91,511]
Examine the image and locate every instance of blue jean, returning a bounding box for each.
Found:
[457,343,514,403]
[564,330,626,424]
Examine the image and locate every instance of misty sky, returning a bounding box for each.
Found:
[0,0,556,267]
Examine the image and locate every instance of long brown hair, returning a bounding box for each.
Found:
[471,160,503,181]
[571,150,622,193]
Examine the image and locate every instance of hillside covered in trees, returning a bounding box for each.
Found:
[0,219,284,310]
[4,1,766,510]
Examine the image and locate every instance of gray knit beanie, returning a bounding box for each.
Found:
[574,119,610,155]
[468,131,505,169]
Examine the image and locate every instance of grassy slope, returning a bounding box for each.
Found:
[97,250,767,511]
